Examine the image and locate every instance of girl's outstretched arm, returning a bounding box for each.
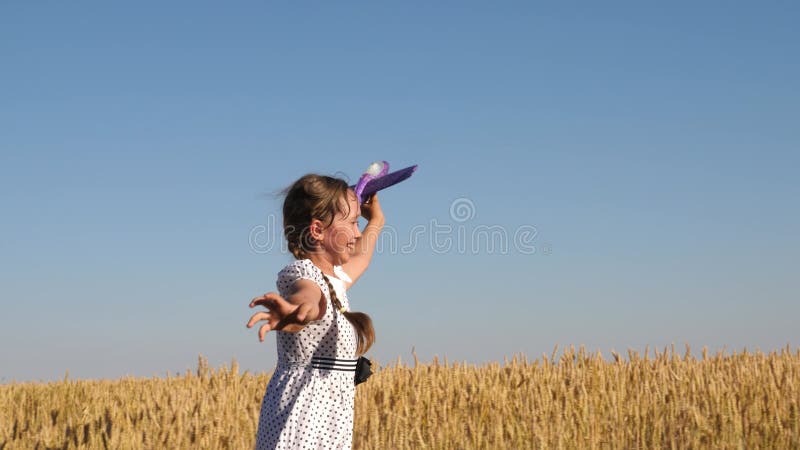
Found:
[246,279,326,340]
[343,193,385,286]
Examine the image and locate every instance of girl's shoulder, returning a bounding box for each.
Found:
[277,258,321,280]
[276,259,326,293]
[279,258,315,273]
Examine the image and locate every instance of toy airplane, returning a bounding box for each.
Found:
[351,161,418,204]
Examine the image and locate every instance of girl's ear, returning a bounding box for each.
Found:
[309,219,325,241]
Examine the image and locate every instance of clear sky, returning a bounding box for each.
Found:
[1,2,798,381]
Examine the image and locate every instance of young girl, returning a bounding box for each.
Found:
[246,174,384,449]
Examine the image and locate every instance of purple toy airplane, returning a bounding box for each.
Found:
[351,161,418,204]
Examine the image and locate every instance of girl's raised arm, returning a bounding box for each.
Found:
[343,194,385,286]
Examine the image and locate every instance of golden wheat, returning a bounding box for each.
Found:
[2,346,799,449]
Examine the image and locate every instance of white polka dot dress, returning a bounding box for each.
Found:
[256,259,358,450]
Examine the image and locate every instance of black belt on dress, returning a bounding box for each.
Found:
[310,356,358,372]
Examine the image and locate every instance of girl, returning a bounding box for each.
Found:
[246,174,384,449]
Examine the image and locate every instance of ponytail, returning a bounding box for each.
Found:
[322,275,375,355]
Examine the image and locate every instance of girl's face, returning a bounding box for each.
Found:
[319,191,362,265]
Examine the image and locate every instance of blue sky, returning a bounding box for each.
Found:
[1,2,798,381]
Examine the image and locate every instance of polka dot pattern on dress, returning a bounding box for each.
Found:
[256,259,358,450]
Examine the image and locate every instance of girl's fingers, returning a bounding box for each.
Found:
[365,193,380,207]
[246,311,271,328]
[249,293,268,305]
[247,292,312,339]
[295,303,312,322]
[250,293,280,308]
[258,322,272,342]
[250,299,272,309]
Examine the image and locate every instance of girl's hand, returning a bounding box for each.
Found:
[247,292,315,340]
[360,193,384,224]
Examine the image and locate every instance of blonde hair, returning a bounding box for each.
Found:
[282,174,375,355]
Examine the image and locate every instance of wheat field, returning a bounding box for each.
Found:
[1,345,798,449]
